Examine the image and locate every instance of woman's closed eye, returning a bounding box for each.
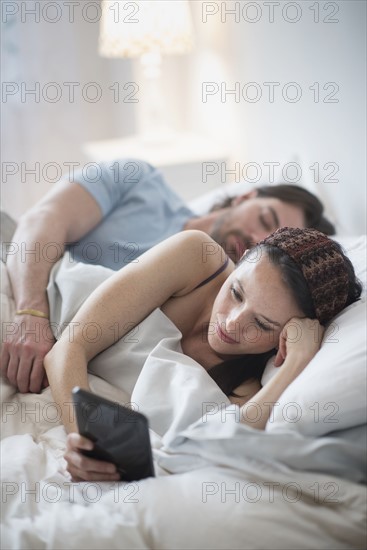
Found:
[255,318,272,332]
[231,285,275,332]
[230,285,242,302]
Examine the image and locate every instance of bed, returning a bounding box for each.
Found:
[1,185,366,549]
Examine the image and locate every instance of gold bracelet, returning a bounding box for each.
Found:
[15,309,49,319]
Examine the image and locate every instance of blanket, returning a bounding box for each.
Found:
[1,255,366,549]
[1,376,366,549]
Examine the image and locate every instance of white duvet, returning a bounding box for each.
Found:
[1,374,366,550]
[1,257,366,549]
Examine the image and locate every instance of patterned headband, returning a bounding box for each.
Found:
[259,227,349,324]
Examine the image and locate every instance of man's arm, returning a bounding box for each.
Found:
[1,180,103,393]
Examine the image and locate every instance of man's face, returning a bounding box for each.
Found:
[209,194,306,262]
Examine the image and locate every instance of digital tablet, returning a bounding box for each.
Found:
[71,387,155,481]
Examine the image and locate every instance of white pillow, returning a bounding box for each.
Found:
[263,236,367,436]
[1,260,15,349]
[188,180,256,214]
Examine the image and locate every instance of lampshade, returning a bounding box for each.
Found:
[99,0,194,58]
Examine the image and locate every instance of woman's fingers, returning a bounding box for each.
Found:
[68,467,120,482]
[273,346,285,367]
[65,433,119,482]
[276,317,325,367]
[66,432,94,452]
[65,453,119,479]
[64,451,120,481]
[274,330,287,367]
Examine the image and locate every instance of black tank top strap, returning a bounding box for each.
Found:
[194,256,230,290]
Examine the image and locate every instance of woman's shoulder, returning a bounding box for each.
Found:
[177,230,234,272]
[170,230,234,296]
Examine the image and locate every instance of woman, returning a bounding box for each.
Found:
[44,227,361,482]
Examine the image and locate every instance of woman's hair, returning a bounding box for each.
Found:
[210,184,336,235]
[208,231,362,397]
[255,241,362,324]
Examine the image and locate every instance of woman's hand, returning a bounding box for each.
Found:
[64,433,120,482]
[239,318,324,430]
[274,317,324,369]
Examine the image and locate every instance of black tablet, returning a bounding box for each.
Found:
[71,387,155,481]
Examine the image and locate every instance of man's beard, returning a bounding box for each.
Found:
[209,212,253,263]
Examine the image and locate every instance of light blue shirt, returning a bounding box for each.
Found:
[66,158,195,269]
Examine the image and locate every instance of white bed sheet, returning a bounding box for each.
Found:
[1,226,366,549]
[1,372,366,550]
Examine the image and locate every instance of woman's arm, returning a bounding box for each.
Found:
[239,317,324,430]
[44,230,228,433]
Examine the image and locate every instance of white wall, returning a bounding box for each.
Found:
[2,0,366,234]
[188,0,366,234]
[1,4,135,218]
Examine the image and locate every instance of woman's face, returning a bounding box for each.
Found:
[208,250,304,356]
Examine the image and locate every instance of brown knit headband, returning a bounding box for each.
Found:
[259,227,349,324]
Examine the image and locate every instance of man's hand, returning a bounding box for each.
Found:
[0,315,54,393]
[3,181,103,394]
[64,433,120,482]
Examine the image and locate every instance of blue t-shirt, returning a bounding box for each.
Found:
[67,158,195,269]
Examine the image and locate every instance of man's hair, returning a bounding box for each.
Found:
[210,184,336,235]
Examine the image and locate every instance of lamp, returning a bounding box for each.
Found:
[99,0,194,143]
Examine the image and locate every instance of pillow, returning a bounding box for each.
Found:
[0,212,17,263]
[188,180,255,214]
[1,260,15,345]
[263,235,367,436]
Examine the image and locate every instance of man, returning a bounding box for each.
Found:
[1,157,334,393]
